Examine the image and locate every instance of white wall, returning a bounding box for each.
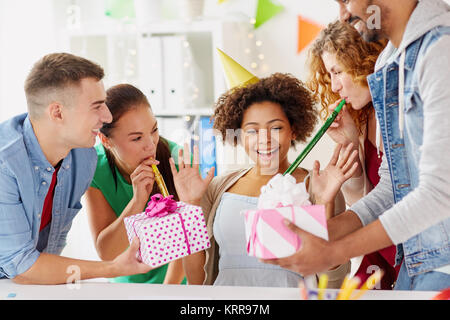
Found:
[203,0,339,78]
[0,0,59,122]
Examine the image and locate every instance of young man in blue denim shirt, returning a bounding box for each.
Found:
[264,0,450,290]
[0,53,153,284]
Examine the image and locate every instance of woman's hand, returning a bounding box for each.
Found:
[130,158,159,209]
[311,143,359,206]
[169,143,215,206]
[327,99,360,149]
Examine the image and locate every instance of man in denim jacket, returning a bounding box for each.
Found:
[0,53,153,284]
[265,0,450,290]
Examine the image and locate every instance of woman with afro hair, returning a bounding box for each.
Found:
[170,72,359,288]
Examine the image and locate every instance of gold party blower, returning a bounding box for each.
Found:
[150,158,169,197]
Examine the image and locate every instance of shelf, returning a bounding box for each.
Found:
[63,18,233,37]
[138,19,226,35]
[154,107,213,118]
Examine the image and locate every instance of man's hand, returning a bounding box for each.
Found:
[261,219,343,276]
[111,237,153,277]
[12,237,154,285]
[261,217,394,276]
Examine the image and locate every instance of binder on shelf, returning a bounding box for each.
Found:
[162,35,186,112]
[137,34,164,111]
[161,35,206,112]
[199,116,217,179]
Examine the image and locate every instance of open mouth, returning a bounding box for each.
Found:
[348,15,361,26]
[348,16,365,32]
[256,147,279,161]
[354,20,365,33]
[92,128,100,136]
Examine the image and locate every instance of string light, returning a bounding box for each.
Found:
[180,36,202,108]
[245,17,269,76]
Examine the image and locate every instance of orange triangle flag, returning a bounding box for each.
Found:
[297,16,324,54]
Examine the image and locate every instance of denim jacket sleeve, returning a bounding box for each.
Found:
[349,154,395,226]
[352,35,450,245]
[378,35,450,245]
[0,166,40,279]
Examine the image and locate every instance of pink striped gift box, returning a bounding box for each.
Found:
[243,204,328,259]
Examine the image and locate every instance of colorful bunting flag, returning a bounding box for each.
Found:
[254,0,284,29]
[105,0,135,20]
[297,15,324,53]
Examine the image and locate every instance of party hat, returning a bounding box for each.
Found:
[216,48,259,89]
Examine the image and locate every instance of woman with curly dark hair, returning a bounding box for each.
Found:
[170,72,358,288]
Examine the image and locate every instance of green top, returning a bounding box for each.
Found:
[91,139,185,284]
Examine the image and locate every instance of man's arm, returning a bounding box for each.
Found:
[13,237,149,285]
[327,209,363,241]
[349,154,395,226]
[0,169,152,284]
[262,217,393,276]
[261,36,450,275]
[377,35,450,244]
[320,152,394,242]
[260,155,395,274]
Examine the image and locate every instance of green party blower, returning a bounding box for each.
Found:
[283,99,346,175]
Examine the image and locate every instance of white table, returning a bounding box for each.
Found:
[0,279,438,300]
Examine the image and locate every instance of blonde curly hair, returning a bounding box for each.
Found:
[306,20,387,133]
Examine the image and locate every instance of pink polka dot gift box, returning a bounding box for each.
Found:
[124,194,211,268]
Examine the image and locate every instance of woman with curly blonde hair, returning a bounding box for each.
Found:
[306,20,400,290]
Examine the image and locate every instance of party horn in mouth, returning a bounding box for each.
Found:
[284,99,346,175]
[150,158,169,197]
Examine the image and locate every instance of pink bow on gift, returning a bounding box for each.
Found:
[144,194,177,218]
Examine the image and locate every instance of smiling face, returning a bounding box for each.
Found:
[336,0,389,43]
[241,101,296,174]
[61,77,112,149]
[321,51,372,110]
[101,104,159,176]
